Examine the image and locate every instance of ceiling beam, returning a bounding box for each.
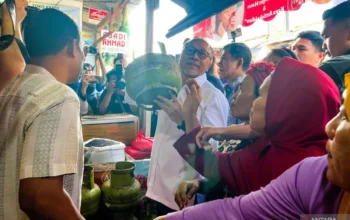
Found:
[95,0,130,32]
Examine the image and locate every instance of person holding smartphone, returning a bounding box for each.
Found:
[78,63,102,115]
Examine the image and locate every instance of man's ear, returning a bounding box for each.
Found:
[66,40,81,58]
[319,52,326,62]
[236,58,244,70]
[66,40,75,58]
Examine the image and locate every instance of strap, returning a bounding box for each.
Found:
[0,0,16,51]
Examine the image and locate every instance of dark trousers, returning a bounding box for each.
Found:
[155,201,176,216]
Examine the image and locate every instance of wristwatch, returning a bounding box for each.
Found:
[177,120,186,132]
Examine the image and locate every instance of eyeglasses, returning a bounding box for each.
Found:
[183,47,211,60]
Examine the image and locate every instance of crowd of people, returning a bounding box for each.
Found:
[1,0,350,219]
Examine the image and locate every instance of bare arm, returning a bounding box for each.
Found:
[99,92,112,114]
[99,83,115,114]
[0,2,26,90]
[196,125,261,148]
[97,54,107,81]
[19,176,84,220]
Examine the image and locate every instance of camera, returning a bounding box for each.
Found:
[89,46,98,54]
[114,63,125,90]
[116,78,126,90]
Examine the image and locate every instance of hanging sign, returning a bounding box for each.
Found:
[89,8,108,24]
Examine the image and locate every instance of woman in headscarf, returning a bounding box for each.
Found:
[156,72,350,220]
[170,57,340,209]
[218,61,275,153]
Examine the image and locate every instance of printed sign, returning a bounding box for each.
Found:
[89,8,108,24]
[100,30,128,54]
[82,31,94,46]
[30,2,82,31]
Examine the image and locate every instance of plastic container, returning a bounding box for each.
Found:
[84,138,126,164]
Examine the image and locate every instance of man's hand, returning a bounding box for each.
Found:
[107,80,117,94]
[122,58,128,69]
[116,89,125,96]
[182,79,201,119]
[80,73,94,97]
[154,92,183,125]
[175,179,200,210]
[196,127,225,148]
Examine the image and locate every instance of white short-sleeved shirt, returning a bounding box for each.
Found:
[0,65,84,220]
[146,74,229,210]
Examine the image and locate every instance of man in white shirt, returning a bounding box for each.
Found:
[147,38,229,214]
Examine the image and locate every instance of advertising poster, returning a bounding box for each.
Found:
[193,2,244,41]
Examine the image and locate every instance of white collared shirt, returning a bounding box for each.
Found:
[146,74,229,210]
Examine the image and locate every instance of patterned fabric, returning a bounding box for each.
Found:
[0,65,84,220]
[224,75,244,125]
[217,140,242,153]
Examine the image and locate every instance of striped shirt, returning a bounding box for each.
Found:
[0,65,84,220]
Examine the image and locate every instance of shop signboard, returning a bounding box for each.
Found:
[82,31,94,46]
[100,30,128,54]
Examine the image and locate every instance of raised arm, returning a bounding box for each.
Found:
[0,1,27,90]
[99,82,115,114]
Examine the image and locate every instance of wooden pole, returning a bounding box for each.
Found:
[141,0,158,137]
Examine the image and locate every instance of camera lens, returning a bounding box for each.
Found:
[116,79,126,90]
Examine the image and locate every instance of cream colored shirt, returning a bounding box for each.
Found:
[0,65,84,219]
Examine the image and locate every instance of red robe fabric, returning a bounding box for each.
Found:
[174,57,340,197]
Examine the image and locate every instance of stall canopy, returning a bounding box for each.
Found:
[167,0,332,38]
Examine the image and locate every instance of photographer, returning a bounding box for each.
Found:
[78,63,102,115]
[99,59,131,114]
[0,0,28,91]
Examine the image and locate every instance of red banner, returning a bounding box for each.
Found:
[89,8,108,24]
[242,0,305,27]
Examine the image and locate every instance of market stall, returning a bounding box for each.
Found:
[78,0,347,219]
[82,114,138,145]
